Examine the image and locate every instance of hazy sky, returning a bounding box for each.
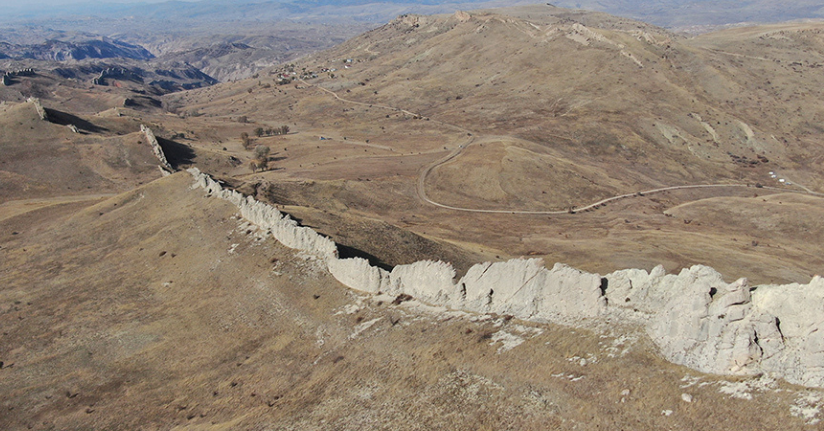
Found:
[0,0,189,5]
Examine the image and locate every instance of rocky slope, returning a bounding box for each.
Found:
[0,38,154,61]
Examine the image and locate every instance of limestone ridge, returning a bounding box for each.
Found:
[140,125,173,175]
[605,265,824,388]
[187,168,824,388]
[26,97,47,121]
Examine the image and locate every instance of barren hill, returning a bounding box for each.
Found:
[5,4,824,429]
[0,100,163,202]
[162,5,824,283]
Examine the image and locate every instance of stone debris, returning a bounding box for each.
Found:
[568,354,597,366]
[490,331,526,353]
[791,392,823,425]
[489,324,543,353]
[716,375,777,400]
[187,168,824,389]
[348,317,382,340]
[681,393,693,403]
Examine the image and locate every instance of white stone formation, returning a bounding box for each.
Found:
[140,125,173,175]
[27,97,48,121]
[187,168,824,388]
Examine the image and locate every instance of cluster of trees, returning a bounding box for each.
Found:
[254,125,290,137]
[240,125,290,149]
[240,126,291,173]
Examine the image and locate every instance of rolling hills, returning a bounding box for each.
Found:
[4,3,824,429]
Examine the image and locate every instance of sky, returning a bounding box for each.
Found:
[0,0,172,3]
[0,0,188,6]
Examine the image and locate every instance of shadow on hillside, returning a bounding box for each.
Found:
[45,108,107,133]
[337,244,394,272]
[156,137,196,168]
[268,156,287,163]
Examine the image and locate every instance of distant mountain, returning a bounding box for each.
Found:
[3,0,823,29]
[0,39,154,61]
[548,0,824,31]
[0,0,533,24]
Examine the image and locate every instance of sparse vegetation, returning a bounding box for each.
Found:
[241,132,253,149]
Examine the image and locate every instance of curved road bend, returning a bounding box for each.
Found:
[299,80,824,215]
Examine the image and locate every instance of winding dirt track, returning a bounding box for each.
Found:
[300,79,823,214]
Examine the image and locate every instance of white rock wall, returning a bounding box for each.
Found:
[27,97,48,121]
[328,257,391,294]
[752,277,824,387]
[456,259,605,321]
[141,125,173,174]
[187,167,824,388]
[605,266,824,388]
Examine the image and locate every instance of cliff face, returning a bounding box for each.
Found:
[140,125,172,174]
[185,168,824,389]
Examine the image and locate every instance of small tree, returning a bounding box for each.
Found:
[254,145,270,160]
[254,127,265,137]
[280,125,290,135]
[252,145,270,172]
[240,132,253,149]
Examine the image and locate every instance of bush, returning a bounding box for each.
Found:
[240,132,253,149]
[254,145,270,161]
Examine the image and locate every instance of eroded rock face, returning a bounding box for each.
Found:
[140,125,172,174]
[753,277,824,387]
[645,274,762,376]
[187,168,824,388]
[388,260,458,304]
[606,266,824,387]
[328,257,390,294]
[458,259,605,321]
[27,97,48,121]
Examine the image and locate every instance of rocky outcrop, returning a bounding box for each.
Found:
[93,67,144,86]
[453,11,471,23]
[753,277,824,386]
[140,125,173,174]
[187,168,824,388]
[190,169,338,257]
[27,97,48,121]
[460,260,605,321]
[1,68,35,86]
[606,265,824,388]
[0,39,153,62]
